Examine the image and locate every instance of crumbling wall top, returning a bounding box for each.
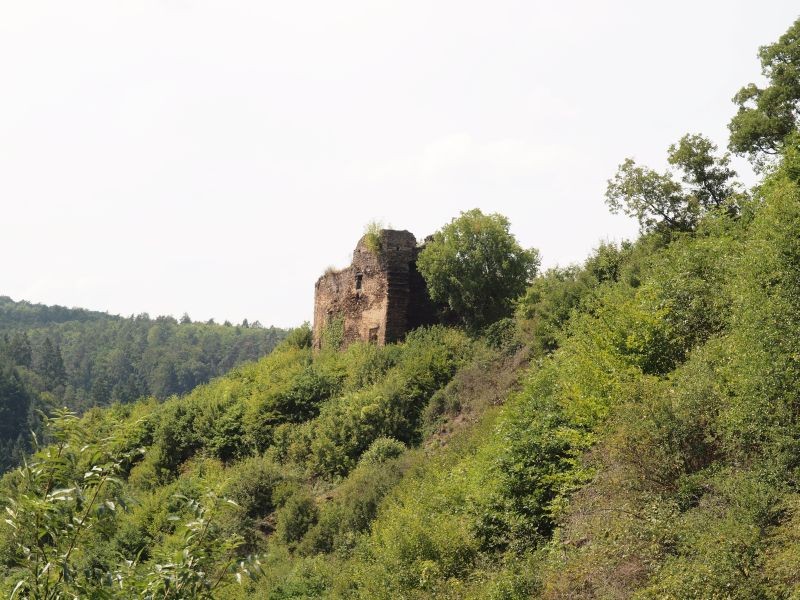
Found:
[312,229,435,350]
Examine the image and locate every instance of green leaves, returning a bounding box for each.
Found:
[418,209,540,331]
[729,18,800,165]
[137,491,258,599]
[606,158,689,233]
[2,410,127,598]
[606,134,741,234]
[0,411,255,599]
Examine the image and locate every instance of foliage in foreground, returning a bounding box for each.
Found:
[2,409,259,599]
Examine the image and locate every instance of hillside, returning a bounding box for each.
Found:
[2,15,800,600]
[2,164,797,595]
[0,297,287,472]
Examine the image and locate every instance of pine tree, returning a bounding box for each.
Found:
[37,337,67,390]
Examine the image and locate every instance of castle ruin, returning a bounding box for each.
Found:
[312,230,437,350]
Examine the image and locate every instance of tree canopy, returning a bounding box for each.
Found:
[417,209,540,330]
[729,17,800,164]
[606,133,741,234]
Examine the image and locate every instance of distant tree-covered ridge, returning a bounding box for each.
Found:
[0,296,288,472]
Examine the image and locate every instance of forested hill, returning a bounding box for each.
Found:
[0,296,288,471]
[0,295,115,328]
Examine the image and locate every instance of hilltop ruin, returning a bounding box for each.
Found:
[312,230,437,350]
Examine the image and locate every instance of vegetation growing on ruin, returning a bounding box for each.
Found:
[362,220,384,255]
[320,315,345,352]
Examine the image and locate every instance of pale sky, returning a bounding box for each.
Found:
[1,1,796,328]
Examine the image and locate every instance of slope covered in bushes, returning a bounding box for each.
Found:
[5,146,800,597]
[0,325,479,597]
[0,297,287,472]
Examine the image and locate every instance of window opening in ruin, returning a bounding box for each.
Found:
[369,327,379,344]
[355,273,363,290]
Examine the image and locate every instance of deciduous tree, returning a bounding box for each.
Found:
[729,17,800,165]
[417,209,540,330]
[606,134,741,234]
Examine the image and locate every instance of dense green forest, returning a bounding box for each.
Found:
[2,16,800,599]
[0,297,287,472]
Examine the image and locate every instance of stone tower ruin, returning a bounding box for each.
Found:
[312,229,436,350]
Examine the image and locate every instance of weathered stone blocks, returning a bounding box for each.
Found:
[312,230,436,350]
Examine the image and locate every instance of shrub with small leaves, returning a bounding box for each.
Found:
[359,437,405,466]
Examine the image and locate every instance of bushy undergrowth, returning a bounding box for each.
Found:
[0,325,474,597]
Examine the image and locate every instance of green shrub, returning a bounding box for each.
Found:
[223,455,285,519]
[362,220,384,255]
[418,209,540,330]
[282,323,313,349]
[276,490,319,545]
[359,437,405,466]
[300,327,472,478]
[320,316,345,351]
[300,456,408,555]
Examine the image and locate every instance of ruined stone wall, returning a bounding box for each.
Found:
[312,230,438,350]
[380,230,418,344]
[407,253,439,330]
[312,242,385,350]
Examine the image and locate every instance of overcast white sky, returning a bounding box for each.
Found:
[1,1,797,328]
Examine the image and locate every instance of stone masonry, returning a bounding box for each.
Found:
[312,230,436,350]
